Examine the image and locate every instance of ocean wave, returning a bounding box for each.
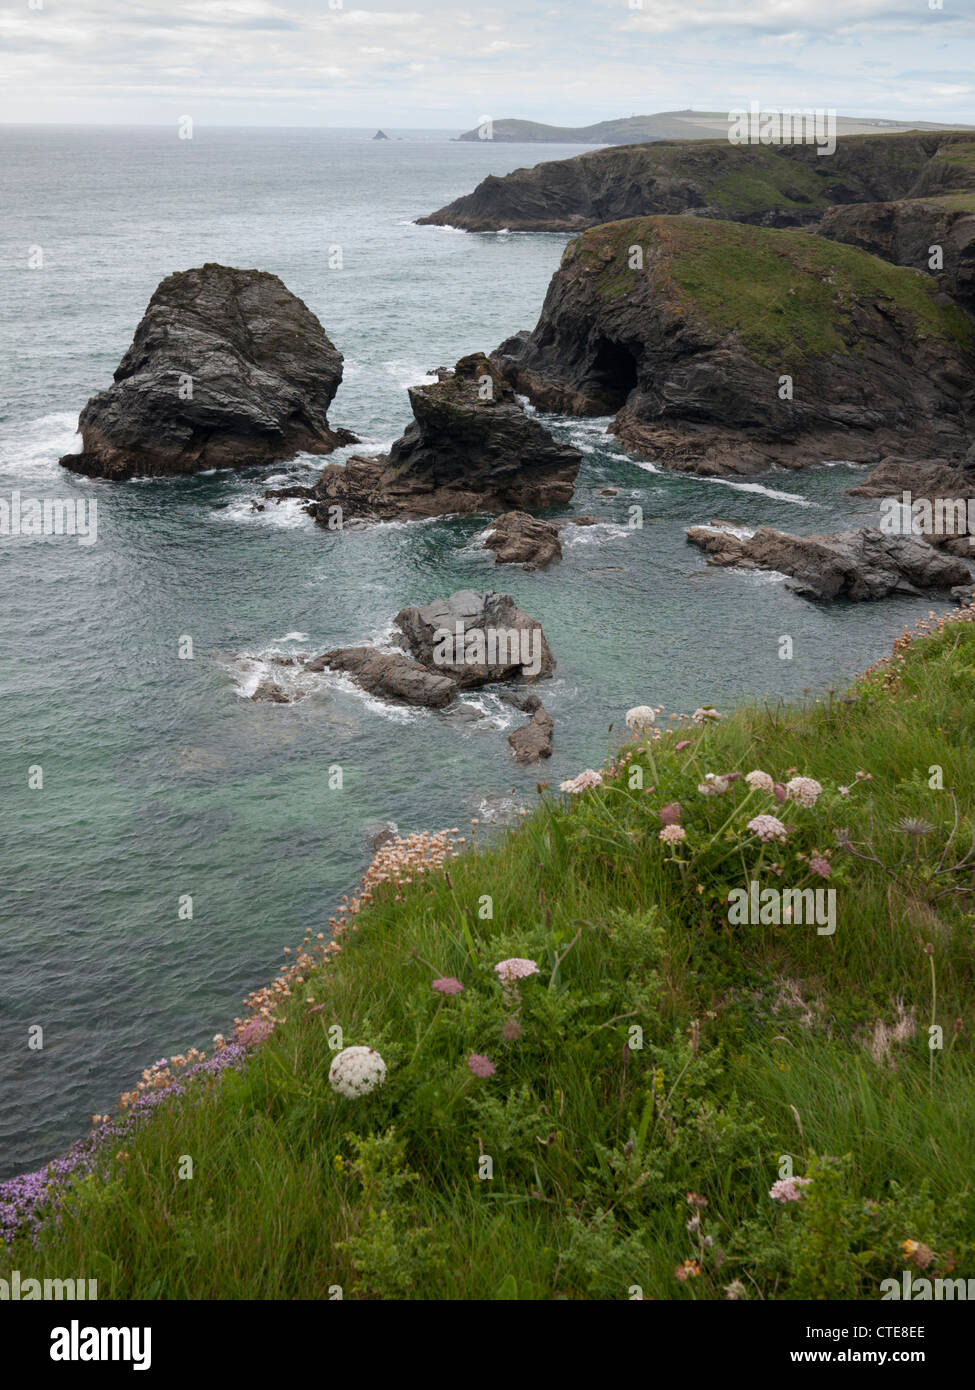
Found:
[727,566,789,585]
[697,476,818,506]
[562,521,631,546]
[0,411,82,479]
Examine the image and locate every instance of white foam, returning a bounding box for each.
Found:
[0,411,82,478]
[630,459,663,475]
[275,631,309,643]
[383,360,439,391]
[211,497,313,529]
[820,459,868,470]
[562,521,630,546]
[728,566,789,585]
[694,522,756,541]
[696,476,817,506]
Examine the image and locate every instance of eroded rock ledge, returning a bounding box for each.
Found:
[686,521,971,600]
[268,354,581,523]
[61,264,353,481]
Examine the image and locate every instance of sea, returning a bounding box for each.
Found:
[0,125,955,1178]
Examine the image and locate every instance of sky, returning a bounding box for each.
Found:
[0,0,973,128]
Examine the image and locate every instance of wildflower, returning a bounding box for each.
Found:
[625,705,656,732]
[432,977,464,995]
[495,958,540,982]
[745,770,775,792]
[769,1177,812,1202]
[501,1018,522,1041]
[675,740,691,752]
[785,777,823,808]
[897,817,936,836]
[774,783,787,803]
[855,769,873,781]
[686,1192,708,1209]
[808,855,831,878]
[468,1053,496,1078]
[660,824,687,845]
[692,707,722,724]
[328,1046,387,1098]
[674,1259,702,1281]
[659,802,683,825]
[238,1018,274,1046]
[724,1280,747,1300]
[837,786,850,798]
[698,773,730,797]
[901,1239,935,1270]
[559,769,603,794]
[747,814,788,844]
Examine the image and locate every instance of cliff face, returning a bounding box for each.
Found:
[492,216,975,476]
[60,265,350,481]
[419,133,975,234]
[820,194,975,318]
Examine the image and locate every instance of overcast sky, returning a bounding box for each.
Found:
[1,0,972,128]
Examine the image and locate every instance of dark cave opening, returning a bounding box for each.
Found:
[586,338,640,410]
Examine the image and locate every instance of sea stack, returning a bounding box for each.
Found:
[60,264,353,481]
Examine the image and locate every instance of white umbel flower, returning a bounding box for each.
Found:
[785,776,823,808]
[625,705,656,732]
[745,770,775,792]
[329,1045,387,1098]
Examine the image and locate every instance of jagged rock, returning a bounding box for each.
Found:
[395,589,555,686]
[508,706,554,763]
[364,820,398,850]
[483,512,562,569]
[268,354,580,523]
[820,197,975,317]
[251,680,296,703]
[493,217,975,476]
[304,648,457,708]
[686,523,971,599]
[60,264,353,481]
[373,130,390,141]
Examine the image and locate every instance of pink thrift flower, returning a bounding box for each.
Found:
[659,801,683,826]
[675,740,691,752]
[769,1177,812,1202]
[468,1054,496,1078]
[238,1018,274,1046]
[659,824,687,845]
[808,855,831,878]
[432,977,464,995]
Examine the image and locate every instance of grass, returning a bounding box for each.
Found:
[572,215,974,368]
[3,608,975,1299]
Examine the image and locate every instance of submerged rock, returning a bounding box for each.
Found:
[269,354,581,523]
[251,679,300,703]
[686,523,971,600]
[493,217,975,476]
[61,264,353,481]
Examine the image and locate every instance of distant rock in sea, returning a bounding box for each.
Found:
[60,264,355,481]
[373,129,390,140]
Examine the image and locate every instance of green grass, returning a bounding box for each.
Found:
[573,215,974,368]
[4,609,975,1299]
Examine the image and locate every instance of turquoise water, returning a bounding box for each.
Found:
[0,126,955,1177]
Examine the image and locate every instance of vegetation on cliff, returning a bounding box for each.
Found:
[3,607,975,1299]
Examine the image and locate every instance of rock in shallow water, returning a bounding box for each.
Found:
[60,264,353,481]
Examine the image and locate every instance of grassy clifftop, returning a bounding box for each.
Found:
[4,608,975,1299]
[572,216,975,368]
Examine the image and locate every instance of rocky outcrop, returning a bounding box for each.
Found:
[420,132,975,234]
[394,589,555,686]
[60,264,353,481]
[848,455,974,499]
[686,522,971,599]
[483,512,563,569]
[820,196,975,318]
[847,456,975,558]
[306,648,458,708]
[373,130,390,140]
[268,354,581,523]
[493,216,975,475]
[508,706,554,763]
